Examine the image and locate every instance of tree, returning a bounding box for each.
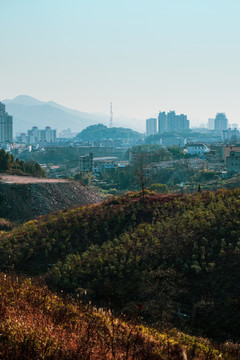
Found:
[134,152,151,202]
[147,183,169,194]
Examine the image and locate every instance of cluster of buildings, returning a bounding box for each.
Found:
[17,126,57,145]
[146,111,190,137]
[185,143,240,173]
[3,98,240,177]
[207,113,228,131]
[146,111,240,145]
[0,102,13,144]
[207,113,240,142]
[222,128,240,141]
[79,152,126,174]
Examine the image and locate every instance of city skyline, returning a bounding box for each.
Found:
[1,0,240,128]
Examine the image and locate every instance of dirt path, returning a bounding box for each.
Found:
[0,174,69,184]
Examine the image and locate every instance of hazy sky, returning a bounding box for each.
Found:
[1,0,240,128]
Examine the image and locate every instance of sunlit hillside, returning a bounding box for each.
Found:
[1,189,240,342]
[1,273,239,360]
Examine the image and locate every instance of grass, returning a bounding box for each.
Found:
[0,273,239,359]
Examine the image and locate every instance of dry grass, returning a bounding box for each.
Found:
[0,273,239,360]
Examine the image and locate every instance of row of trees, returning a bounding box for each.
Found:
[0,149,45,177]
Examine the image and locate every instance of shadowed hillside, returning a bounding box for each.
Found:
[1,273,238,360]
[1,189,240,341]
[0,175,101,222]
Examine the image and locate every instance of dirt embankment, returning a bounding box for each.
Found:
[0,175,102,222]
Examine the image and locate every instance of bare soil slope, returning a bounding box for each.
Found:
[0,175,101,222]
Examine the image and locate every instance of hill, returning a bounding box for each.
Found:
[1,190,240,341]
[0,175,101,222]
[76,123,142,141]
[2,95,144,134]
[0,273,238,360]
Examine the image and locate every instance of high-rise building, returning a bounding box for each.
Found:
[208,118,215,130]
[25,126,56,144]
[167,111,176,132]
[146,118,157,137]
[0,102,13,143]
[158,111,167,134]
[214,113,228,131]
[176,114,189,131]
[158,110,189,133]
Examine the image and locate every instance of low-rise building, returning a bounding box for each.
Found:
[186,143,210,156]
[206,144,225,163]
[93,157,118,173]
[224,145,240,163]
[162,136,186,147]
[222,128,240,141]
[79,153,93,172]
[226,151,240,172]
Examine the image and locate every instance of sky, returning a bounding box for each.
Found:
[1,0,240,130]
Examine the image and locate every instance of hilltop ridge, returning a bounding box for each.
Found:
[2,95,144,133]
[1,189,240,341]
[0,174,101,222]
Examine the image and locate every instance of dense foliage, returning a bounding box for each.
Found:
[77,123,142,141]
[0,273,238,359]
[1,190,240,341]
[0,148,45,177]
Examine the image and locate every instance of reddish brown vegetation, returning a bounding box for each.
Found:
[1,273,235,360]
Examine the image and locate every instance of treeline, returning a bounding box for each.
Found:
[0,149,45,177]
[1,190,240,341]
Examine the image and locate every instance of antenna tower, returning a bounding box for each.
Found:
[110,102,113,128]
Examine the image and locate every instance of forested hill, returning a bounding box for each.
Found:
[1,189,240,341]
[76,123,142,141]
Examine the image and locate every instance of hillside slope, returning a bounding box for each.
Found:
[0,175,101,222]
[1,190,240,341]
[0,273,236,360]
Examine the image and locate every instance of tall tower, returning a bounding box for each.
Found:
[110,102,113,128]
[146,118,157,136]
[214,113,228,131]
[0,102,13,143]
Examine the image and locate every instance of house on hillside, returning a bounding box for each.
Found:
[186,143,210,156]
[79,153,93,172]
[93,157,119,173]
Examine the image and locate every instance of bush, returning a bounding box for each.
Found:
[147,183,169,194]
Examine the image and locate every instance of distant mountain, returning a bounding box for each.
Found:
[2,95,144,135]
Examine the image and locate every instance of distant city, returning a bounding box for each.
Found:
[146,111,234,136]
[2,98,240,176]
[146,111,190,136]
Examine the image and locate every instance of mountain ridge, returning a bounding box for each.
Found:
[2,95,144,135]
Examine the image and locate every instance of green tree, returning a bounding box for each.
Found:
[147,183,169,194]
